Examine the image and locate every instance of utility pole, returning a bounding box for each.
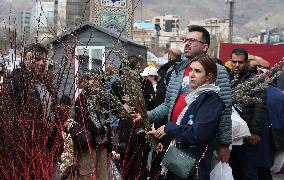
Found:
[155,24,161,54]
[141,0,143,22]
[265,16,270,44]
[225,0,234,43]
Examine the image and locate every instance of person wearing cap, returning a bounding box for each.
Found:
[140,66,158,92]
[71,69,110,179]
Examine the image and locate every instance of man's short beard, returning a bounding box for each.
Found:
[185,52,198,60]
[185,53,194,60]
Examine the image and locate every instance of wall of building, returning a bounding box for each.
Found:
[55,0,89,34]
[51,26,146,97]
[90,0,134,37]
[30,0,55,41]
[20,11,31,38]
[152,14,179,37]
[189,18,230,42]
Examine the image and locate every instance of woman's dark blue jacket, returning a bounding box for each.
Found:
[164,91,224,180]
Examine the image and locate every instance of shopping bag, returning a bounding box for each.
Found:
[210,162,234,180]
[232,107,251,145]
[271,151,284,174]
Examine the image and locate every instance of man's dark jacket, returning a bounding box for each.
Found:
[155,59,181,106]
[230,68,266,135]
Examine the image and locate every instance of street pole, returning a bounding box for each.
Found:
[155,24,161,55]
[226,0,234,43]
[141,0,143,22]
[265,16,270,44]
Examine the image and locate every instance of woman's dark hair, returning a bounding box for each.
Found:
[191,54,217,83]
[23,43,48,57]
[128,55,143,70]
[231,48,248,62]
[212,57,223,66]
[60,95,72,106]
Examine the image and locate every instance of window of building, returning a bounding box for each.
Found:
[76,46,105,72]
[75,46,105,96]
[47,11,54,25]
[165,20,174,32]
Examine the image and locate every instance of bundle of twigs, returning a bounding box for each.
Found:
[231,59,283,104]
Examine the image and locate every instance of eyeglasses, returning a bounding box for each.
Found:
[183,38,206,44]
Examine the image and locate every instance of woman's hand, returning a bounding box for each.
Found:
[132,112,141,123]
[147,125,166,139]
[156,143,164,152]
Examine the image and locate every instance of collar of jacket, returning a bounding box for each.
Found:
[174,59,190,74]
[229,67,255,79]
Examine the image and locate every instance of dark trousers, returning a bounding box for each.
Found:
[258,167,273,180]
[229,144,259,180]
[150,151,165,180]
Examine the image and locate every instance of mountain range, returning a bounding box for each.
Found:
[1,0,284,38]
[135,0,284,38]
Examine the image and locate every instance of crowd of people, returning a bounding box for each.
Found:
[0,25,283,180]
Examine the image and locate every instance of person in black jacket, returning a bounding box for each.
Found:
[155,48,182,107]
[228,48,266,180]
[0,43,57,179]
[71,70,110,179]
[110,56,153,179]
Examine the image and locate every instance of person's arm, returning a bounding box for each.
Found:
[147,98,169,122]
[147,69,183,122]
[164,95,223,146]
[215,64,232,146]
[69,96,85,137]
[215,64,232,162]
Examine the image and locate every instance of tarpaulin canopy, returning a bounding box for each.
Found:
[219,43,284,67]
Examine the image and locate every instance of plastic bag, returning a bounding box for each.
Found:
[271,151,284,173]
[232,107,251,145]
[210,162,234,180]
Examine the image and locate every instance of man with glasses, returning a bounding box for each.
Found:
[140,25,232,178]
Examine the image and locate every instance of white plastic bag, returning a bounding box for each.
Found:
[232,107,251,145]
[271,151,284,173]
[210,162,234,180]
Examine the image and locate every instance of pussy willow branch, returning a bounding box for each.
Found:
[232,59,283,104]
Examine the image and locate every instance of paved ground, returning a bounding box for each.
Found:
[273,173,284,180]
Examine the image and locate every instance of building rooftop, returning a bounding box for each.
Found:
[134,22,155,30]
[49,21,146,48]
